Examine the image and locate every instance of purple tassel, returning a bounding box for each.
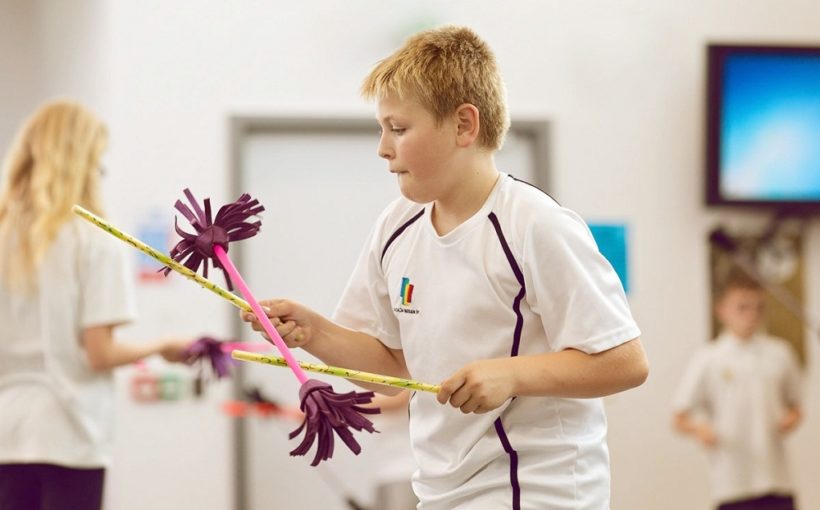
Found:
[161,189,264,289]
[182,336,234,379]
[289,380,381,466]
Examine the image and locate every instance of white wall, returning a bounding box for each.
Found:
[0,0,111,138]
[0,0,41,150]
[3,1,820,509]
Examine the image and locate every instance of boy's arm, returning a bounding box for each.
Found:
[673,410,717,448]
[307,314,409,395]
[437,337,649,413]
[778,405,802,434]
[507,337,648,398]
[242,299,409,395]
[780,344,803,434]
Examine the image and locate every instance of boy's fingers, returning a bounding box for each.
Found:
[460,398,480,414]
[260,299,289,317]
[448,386,471,409]
[277,320,297,338]
[282,326,305,346]
[437,374,465,405]
[242,308,283,326]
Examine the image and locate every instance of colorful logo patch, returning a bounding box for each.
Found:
[394,277,419,314]
[399,277,414,306]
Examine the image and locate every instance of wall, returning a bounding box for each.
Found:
[2,1,819,509]
[0,0,41,149]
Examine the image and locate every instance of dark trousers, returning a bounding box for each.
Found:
[0,463,105,510]
[717,493,796,510]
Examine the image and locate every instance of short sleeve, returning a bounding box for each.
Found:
[333,224,402,349]
[522,207,640,354]
[672,351,710,414]
[79,223,137,328]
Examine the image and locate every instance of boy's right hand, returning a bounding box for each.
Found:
[239,299,315,349]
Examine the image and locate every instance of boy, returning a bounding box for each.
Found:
[243,26,648,509]
[673,277,803,510]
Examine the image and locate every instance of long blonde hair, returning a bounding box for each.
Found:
[0,100,107,291]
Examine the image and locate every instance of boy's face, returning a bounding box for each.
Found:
[375,94,458,204]
[716,287,765,339]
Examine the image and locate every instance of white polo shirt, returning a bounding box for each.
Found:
[0,217,137,468]
[334,174,640,509]
[673,332,803,504]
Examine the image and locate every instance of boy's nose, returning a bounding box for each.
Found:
[377,135,393,160]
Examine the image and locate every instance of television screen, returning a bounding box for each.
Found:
[706,44,820,211]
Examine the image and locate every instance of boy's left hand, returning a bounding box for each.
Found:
[437,359,516,414]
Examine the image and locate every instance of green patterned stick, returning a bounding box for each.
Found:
[72,204,441,394]
[72,205,252,312]
[232,350,440,393]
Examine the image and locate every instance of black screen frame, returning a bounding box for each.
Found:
[705,43,820,214]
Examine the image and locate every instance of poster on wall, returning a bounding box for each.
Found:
[135,210,171,284]
[588,223,630,295]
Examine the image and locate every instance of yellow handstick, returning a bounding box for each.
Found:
[232,350,441,393]
[72,205,252,312]
[72,204,440,394]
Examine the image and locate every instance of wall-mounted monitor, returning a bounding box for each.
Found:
[706,44,820,212]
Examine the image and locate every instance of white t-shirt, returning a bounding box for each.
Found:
[334,174,641,509]
[673,332,803,504]
[0,217,137,468]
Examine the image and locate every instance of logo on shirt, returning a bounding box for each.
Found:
[394,277,419,314]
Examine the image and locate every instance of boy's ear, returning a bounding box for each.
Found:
[454,103,480,147]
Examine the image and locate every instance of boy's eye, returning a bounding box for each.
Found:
[391,128,406,135]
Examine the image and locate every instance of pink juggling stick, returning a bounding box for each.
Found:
[212,245,309,385]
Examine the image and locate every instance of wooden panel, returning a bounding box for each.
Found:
[709,226,806,366]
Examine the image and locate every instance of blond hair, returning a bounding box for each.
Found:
[0,100,107,291]
[716,273,764,301]
[361,25,509,150]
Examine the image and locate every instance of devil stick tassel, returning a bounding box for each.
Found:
[167,189,379,465]
[182,336,235,379]
[161,189,263,290]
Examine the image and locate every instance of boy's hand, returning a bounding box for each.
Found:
[437,358,516,414]
[239,299,315,348]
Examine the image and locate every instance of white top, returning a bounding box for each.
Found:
[0,217,137,468]
[334,174,641,509]
[673,332,803,504]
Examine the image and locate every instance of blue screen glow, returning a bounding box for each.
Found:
[720,52,820,201]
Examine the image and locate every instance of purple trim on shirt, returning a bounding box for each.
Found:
[488,211,525,510]
[494,418,521,510]
[380,209,425,265]
[509,174,561,206]
[488,212,526,357]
